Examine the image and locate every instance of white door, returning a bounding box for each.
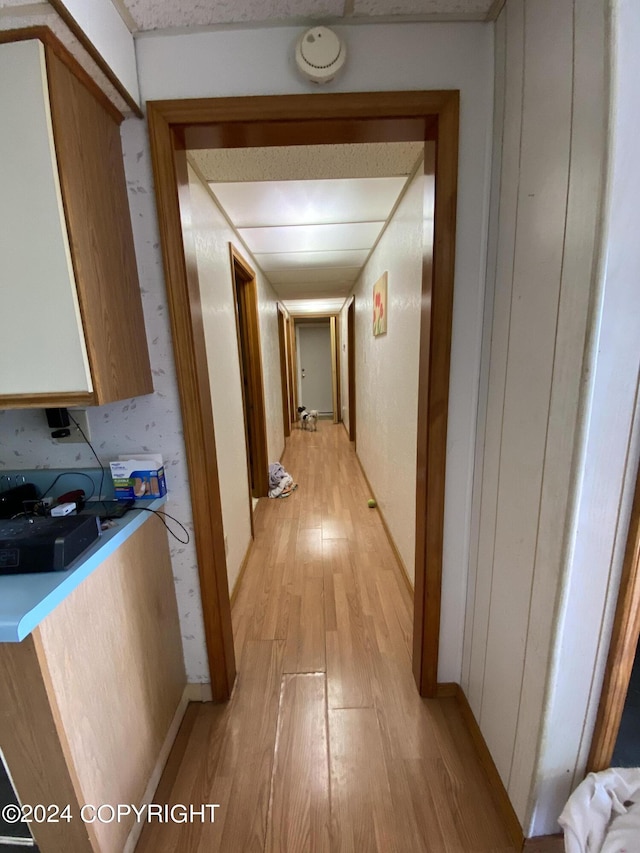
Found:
[297,323,333,416]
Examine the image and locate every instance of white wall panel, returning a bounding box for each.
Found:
[465,0,521,716]
[187,165,253,596]
[351,166,424,581]
[480,0,574,783]
[464,0,611,835]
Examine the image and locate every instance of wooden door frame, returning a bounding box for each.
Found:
[330,316,340,425]
[285,317,296,428]
[277,304,291,438]
[147,90,459,699]
[347,297,356,444]
[230,244,269,501]
[294,315,339,422]
[587,457,640,770]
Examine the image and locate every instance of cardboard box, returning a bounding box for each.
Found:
[109,454,167,500]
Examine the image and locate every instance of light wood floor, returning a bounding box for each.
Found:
[136,424,516,852]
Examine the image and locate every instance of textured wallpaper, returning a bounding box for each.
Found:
[351,165,425,582]
[0,121,195,680]
[0,117,286,683]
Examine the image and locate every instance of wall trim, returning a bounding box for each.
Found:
[438,682,525,850]
[355,450,414,597]
[522,835,564,852]
[229,538,254,608]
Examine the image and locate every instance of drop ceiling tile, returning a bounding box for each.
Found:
[274,282,353,300]
[124,0,344,30]
[283,297,348,316]
[266,267,361,285]
[254,249,370,271]
[352,0,491,17]
[209,177,406,228]
[240,221,382,255]
[192,143,423,182]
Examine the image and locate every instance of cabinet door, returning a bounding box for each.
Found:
[46,47,154,404]
[0,40,93,400]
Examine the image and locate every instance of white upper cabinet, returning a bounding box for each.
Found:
[0,34,153,408]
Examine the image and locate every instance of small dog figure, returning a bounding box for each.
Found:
[297,405,318,432]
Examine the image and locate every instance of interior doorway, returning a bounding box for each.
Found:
[147,90,459,701]
[230,245,269,500]
[347,297,356,443]
[296,319,334,420]
[277,305,291,438]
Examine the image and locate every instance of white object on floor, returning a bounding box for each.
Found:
[558,767,640,853]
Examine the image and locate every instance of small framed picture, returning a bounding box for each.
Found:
[373,272,388,337]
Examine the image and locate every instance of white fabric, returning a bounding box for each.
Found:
[559,768,640,853]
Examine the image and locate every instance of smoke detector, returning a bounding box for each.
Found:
[295,27,346,84]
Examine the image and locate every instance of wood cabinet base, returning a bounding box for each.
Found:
[0,519,186,853]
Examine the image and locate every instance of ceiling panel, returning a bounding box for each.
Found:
[124,0,344,30]
[240,221,382,255]
[192,143,423,182]
[209,177,406,228]
[274,282,354,300]
[352,0,490,16]
[122,0,493,30]
[254,249,370,272]
[282,297,348,316]
[266,267,361,285]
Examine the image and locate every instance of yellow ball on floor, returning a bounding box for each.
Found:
[367,499,377,508]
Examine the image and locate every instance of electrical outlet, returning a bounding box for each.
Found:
[54,409,91,444]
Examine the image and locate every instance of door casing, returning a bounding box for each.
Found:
[147,90,459,700]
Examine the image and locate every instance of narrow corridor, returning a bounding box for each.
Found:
[137,424,515,852]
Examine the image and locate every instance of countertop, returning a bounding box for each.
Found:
[0,468,168,642]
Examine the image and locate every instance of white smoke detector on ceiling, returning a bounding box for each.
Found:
[295,27,346,84]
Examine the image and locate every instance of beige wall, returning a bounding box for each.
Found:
[349,165,425,582]
[187,164,283,593]
[462,0,609,834]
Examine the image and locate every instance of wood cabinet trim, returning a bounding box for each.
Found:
[0,26,124,124]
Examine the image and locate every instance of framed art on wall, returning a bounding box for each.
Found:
[373,271,388,337]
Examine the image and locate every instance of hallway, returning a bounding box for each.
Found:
[136,424,515,852]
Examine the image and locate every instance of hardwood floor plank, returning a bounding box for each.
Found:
[329,707,400,852]
[284,576,326,673]
[266,674,330,852]
[138,424,518,853]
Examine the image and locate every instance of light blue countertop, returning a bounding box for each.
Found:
[0,468,167,642]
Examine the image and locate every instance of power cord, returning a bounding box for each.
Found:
[67,412,105,503]
[133,507,190,544]
[41,471,96,501]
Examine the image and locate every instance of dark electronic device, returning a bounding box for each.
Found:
[45,407,70,429]
[0,483,38,520]
[0,515,101,575]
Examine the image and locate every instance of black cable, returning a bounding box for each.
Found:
[67,412,105,502]
[41,471,96,501]
[133,506,190,544]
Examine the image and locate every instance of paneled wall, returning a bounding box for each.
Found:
[462,0,608,833]
[187,164,252,595]
[349,165,424,581]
